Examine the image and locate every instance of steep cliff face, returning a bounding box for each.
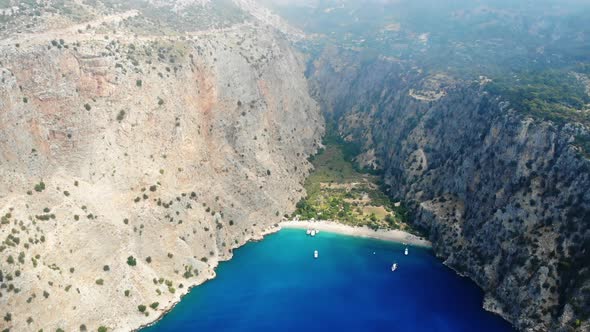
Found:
[0,2,323,331]
[309,48,590,331]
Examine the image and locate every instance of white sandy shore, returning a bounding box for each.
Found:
[280,220,432,247]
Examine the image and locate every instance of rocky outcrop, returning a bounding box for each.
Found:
[309,48,590,331]
[0,2,323,331]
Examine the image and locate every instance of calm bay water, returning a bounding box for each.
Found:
[143,229,514,332]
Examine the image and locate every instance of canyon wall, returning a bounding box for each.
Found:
[309,47,590,332]
[0,3,323,331]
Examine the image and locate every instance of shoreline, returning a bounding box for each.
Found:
[133,223,283,331]
[279,220,432,247]
[135,220,429,331]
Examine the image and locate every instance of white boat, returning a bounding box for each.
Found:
[391,263,398,271]
[315,229,319,234]
[404,247,409,256]
[314,250,319,259]
[306,229,311,235]
[310,230,316,237]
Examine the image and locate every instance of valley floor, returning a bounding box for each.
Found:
[293,133,414,232]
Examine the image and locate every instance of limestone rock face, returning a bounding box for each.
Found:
[0,1,323,331]
[309,48,590,332]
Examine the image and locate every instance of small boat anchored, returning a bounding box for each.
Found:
[404,247,409,256]
[391,263,398,271]
[314,250,319,259]
[306,229,319,237]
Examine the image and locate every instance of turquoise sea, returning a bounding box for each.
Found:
[143,229,514,332]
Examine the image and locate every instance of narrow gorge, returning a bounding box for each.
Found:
[1,1,589,332]
[308,47,590,332]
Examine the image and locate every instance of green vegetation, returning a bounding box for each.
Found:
[294,131,409,231]
[574,135,590,159]
[138,304,146,312]
[149,302,159,309]
[126,256,137,266]
[116,110,126,122]
[487,70,590,126]
[98,327,107,332]
[34,181,45,192]
[183,265,197,278]
[485,68,590,158]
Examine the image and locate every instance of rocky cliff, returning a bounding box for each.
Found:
[0,1,323,331]
[309,47,590,332]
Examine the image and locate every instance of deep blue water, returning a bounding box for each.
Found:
[144,229,514,332]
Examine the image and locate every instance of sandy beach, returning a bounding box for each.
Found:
[280,220,432,247]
